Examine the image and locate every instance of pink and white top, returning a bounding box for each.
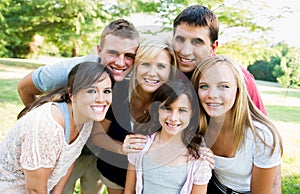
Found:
[128,132,212,194]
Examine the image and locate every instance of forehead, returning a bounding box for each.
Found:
[201,63,236,82]
[164,94,192,108]
[93,73,112,87]
[102,34,139,53]
[174,23,210,38]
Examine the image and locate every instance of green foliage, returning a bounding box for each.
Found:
[1,0,117,58]
[282,175,300,194]
[247,58,282,82]
[0,0,282,58]
[276,47,300,88]
[247,42,300,87]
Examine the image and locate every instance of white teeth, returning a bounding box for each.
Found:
[207,103,221,107]
[145,78,159,84]
[91,106,105,113]
[167,123,180,128]
[111,67,125,72]
[180,57,193,62]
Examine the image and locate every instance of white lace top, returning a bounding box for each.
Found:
[0,102,93,193]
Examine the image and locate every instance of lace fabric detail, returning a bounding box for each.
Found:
[0,102,93,192]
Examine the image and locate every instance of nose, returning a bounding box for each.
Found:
[169,110,179,121]
[115,54,125,67]
[147,64,157,76]
[180,42,192,56]
[95,92,104,102]
[208,87,218,99]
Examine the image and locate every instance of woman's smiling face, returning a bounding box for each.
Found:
[136,49,171,94]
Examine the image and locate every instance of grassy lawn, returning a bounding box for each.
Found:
[0,59,299,193]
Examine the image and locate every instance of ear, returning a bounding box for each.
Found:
[68,87,74,102]
[96,44,102,56]
[211,40,218,54]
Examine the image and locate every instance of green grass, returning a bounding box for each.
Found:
[0,59,299,193]
[0,59,44,69]
[266,105,300,124]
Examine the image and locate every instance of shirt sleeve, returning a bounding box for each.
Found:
[20,109,65,170]
[32,55,98,92]
[239,65,267,115]
[193,158,212,185]
[253,123,281,168]
[127,152,139,165]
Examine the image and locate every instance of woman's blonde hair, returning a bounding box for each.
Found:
[129,37,177,98]
[191,55,283,156]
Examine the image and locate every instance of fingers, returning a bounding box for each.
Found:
[200,147,215,170]
[122,134,147,154]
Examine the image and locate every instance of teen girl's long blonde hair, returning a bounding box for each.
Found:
[191,55,283,156]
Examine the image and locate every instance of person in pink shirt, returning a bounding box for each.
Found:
[172,4,267,115]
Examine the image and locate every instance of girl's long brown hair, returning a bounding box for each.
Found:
[18,62,114,119]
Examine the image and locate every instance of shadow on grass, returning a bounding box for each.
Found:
[0,59,43,69]
[282,174,300,194]
[265,105,300,124]
[0,78,22,104]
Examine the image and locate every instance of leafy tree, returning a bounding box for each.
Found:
[276,45,300,87]
[0,0,287,58]
[1,0,113,58]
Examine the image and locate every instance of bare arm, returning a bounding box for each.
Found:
[24,168,51,194]
[251,165,277,194]
[91,119,125,154]
[50,163,75,194]
[17,72,42,105]
[191,184,208,194]
[124,163,136,194]
[271,166,282,194]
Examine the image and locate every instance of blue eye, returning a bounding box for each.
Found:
[141,62,150,66]
[199,85,209,89]
[157,64,166,69]
[104,89,112,94]
[219,85,229,89]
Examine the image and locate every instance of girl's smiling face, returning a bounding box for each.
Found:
[197,62,237,118]
[136,49,171,94]
[72,73,112,123]
[159,94,192,138]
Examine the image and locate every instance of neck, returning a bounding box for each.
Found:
[70,103,85,130]
[157,130,183,145]
[205,113,233,147]
[135,86,153,101]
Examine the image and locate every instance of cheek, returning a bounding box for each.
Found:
[224,91,236,108]
[136,66,146,77]
[197,90,205,101]
[160,69,171,81]
[107,95,113,104]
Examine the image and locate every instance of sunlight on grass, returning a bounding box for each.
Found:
[266,105,300,124]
